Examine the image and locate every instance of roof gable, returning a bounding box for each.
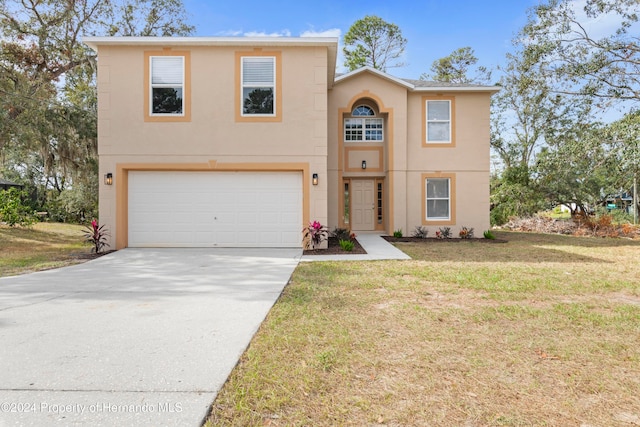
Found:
[334,66,500,93]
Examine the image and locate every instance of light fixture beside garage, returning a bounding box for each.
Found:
[104,173,113,185]
[361,160,367,170]
[312,173,318,185]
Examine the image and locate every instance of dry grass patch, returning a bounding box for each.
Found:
[206,231,640,427]
[0,223,90,277]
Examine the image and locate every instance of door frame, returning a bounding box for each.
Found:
[342,177,386,232]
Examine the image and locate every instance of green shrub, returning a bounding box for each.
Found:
[0,188,37,227]
[331,227,352,241]
[339,239,355,251]
[393,229,403,238]
[411,226,429,238]
[483,229,496,239]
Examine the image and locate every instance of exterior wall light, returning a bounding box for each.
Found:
[312,173,319,186]
[104,173,113,185]
[362,160,367,170]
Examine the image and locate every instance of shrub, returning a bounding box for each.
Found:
[483,229,496,239]
[331,227,352,241]
[609,209,633,225]
[459,226,474,239]
[303,221,328,249]
[411,226,429,238]
[339,239,355,251]
[0,188,37,227]
[620,223,640,237]
[436,227,452,239]
[83,219,110,253]
[393,229,403,238]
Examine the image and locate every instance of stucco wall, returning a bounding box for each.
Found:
[96,43,329,248]
[405,91,492,235]
[328,71,492,236]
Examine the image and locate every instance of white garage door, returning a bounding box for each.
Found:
[128,171,303,247]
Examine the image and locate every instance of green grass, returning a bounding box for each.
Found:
[0,222,90,277]
[206,231,640,427]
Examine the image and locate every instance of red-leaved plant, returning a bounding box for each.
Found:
[302,220,328,250]
[83,219,110,253]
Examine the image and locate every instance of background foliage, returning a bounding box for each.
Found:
[0,0,193,223]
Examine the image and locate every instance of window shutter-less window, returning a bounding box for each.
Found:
[152,57,183,85]
[242,57,274,85]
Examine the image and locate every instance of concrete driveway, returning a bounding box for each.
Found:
[0,248,301,426]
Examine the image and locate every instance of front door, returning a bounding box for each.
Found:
[352,179,375,231]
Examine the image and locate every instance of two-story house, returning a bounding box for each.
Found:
[83,37,499,249]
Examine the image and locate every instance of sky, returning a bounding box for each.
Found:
[181,0,543,79]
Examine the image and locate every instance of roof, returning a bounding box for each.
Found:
[82,36,339,87]
[81,37,501,93]
[335,66,501,93]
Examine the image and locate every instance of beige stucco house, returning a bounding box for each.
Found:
[83,36,499,249]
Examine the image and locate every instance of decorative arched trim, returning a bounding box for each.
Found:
[337,90,394,233]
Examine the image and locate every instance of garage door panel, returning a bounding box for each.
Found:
[128,171,302,247]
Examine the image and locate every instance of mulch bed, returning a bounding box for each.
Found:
[70,250,116,260]
[383,236,508,243]
[303,237,367,255]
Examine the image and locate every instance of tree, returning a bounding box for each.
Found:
[602,111,640,218]
[0,0,194,222]
[105,0,194,36]
[522,0,639,106]
[491,45,589,171]
[421,46,491,84]
[535,123,620,214]
[343,15,407,72]
[489,37,593,224]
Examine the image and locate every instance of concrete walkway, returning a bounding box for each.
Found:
[0,248,301,426]
[300,232,411,262]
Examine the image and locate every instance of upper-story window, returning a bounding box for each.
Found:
[241,56,276,116]
[423,97,455,145]
[426,100,451,142]
[150,56,184,115]
[344,105,383,142]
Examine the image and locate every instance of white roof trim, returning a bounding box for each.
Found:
[335,66,413,88]
[334,66,501,93]
[82,36,338,50]
[413,86,501,93]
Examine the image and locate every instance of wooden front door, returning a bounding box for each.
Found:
[352,179,375,231]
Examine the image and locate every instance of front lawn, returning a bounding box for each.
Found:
[206,231,640,426]
[0,222,91,277]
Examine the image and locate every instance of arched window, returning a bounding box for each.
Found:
[352,105,375,116]
[344,105,383,141]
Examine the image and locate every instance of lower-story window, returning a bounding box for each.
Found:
[423,173,456,224]
[426,178,450,220]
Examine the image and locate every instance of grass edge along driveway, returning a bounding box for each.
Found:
[206,231,640,427]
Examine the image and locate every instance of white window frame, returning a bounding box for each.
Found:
[241,56,276,117]
[425,177,451,220]
[149,56,185,116]
[426,100,451,143]
[344,105,384,142]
